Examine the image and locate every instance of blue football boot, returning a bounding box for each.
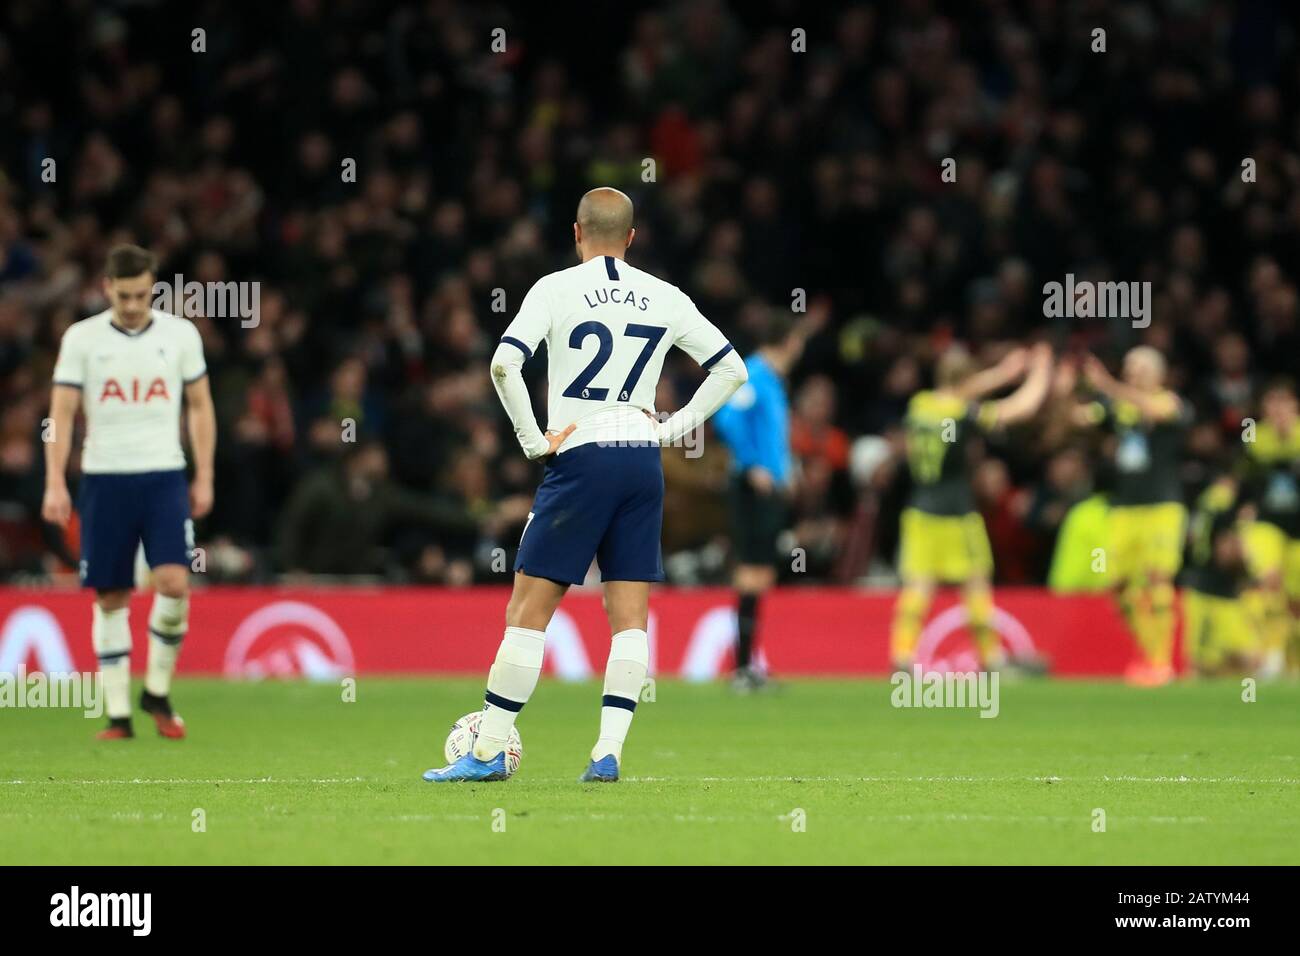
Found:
[423,751,508,783]
[579,754,620,783]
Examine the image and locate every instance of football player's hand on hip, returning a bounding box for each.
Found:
[642,408,666,445]
[543,423,576,457]
[41,484,72,527]
[190,475,214,518]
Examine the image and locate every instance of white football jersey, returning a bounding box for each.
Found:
[52,309,207,474]
[500,255,733,450]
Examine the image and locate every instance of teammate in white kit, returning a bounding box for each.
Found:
[425,187,748,783]
[42,245,216,740]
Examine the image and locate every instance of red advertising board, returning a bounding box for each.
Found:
[0,586,1161,679]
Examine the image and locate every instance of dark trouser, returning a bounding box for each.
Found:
[729,474,787,670]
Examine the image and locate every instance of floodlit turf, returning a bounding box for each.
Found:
[2,677,1298,864]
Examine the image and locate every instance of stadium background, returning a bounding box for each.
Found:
[0,0,1297,674]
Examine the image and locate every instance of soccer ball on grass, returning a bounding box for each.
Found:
[444,711,523,778]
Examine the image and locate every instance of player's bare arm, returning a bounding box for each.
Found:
[1082,352,1180,421]
[184,374,217,519]
[954,346,1029,402]
[989,343,1053,426]
[40,383,81,527]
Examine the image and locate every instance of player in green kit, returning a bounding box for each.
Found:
[1182,476,1255,675]
[1076,348,1191,685]
[1237,378,1300,677]
[890,343,1052,671]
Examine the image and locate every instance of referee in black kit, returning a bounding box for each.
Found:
[712,314,807,691]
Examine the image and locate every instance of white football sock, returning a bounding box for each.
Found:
[592,628,648,762]
[92,604,132,719]
[146,592,188,697]
[474,626,546,760]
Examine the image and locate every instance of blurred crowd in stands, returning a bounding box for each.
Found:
[1,0,1298,585]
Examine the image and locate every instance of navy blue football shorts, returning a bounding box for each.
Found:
[515,441,665,586]
[77,469,192,590]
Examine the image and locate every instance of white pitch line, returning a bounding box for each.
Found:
[2,774,1297,786]
[629,774,1300,785]
[3,811,1214,826]
[0,776,370,785]
[378,811,1214,824]
[1098,774,1300,784]
[853,813,1212,824]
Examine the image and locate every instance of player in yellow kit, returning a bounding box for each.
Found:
[1077,348,1190,686]
[890,343,1052,671]
[1182,477,1255,675]
[1238,379,1300,677]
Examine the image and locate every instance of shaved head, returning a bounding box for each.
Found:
[576,187,634,245]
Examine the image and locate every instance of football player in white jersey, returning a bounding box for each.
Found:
[425,187,748,783]
[42,245,216,740]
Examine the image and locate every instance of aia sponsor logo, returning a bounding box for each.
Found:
[99,377,170,403]
[224,601,355,680]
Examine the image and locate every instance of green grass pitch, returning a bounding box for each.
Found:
[2,678,1297,864]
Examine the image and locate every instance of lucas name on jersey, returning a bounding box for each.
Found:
[582,286,650,311]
